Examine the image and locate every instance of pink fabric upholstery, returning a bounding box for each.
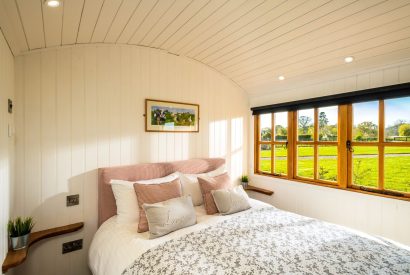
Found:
[198,173,231,215]
[134,178,182,232]
[98,158,225,226]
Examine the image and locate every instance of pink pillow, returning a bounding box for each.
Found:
[198,173,231,215]
[134,178,182,232]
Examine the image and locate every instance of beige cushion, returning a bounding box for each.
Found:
[198,173,231,215]
[143,196,196,239]
[134,179,182,232]
[211,185,251,215]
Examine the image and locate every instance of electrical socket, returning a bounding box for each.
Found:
[62,239,83,254]
[66,194,79,206]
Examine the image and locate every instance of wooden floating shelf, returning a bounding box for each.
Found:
[2,222,84,273]
[245,185,274,196]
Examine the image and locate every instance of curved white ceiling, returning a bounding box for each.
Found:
[1,0,410,94]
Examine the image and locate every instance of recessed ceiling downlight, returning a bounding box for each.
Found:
[278,75,285,81]
[344,56,354,63]
[45,0,60,7]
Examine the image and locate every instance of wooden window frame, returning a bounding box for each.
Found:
[254,101,410,201]
[347,100,410,197]
[254,113,288,179]
[293,107,339,186]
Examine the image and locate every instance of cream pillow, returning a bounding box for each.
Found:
[211,185,251,215]
[143,196,196,239]
[110,172,179,224]
[178,164,226,206]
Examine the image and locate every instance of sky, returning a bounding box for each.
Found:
[354,97,410,127]
[259,96,410,130]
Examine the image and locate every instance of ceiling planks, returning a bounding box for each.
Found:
[0,0,28,54]
[1,0,409,94]
[90,0,122,43]
[76,0,104,43]
[42,0,63,47]
[61,0,84,45]
[16,0,44,50]
[104,0,142,43]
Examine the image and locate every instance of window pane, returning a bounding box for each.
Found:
[260,114,272,141]
[259,144,271,173]
[352,146,378,188]
[298,109,314,141]
[353,101,378,142]
[318,146,337,182]
[274,112,288,141]
[384,147,410,193]
[318,106,338,141]
[297,145,314,178]
[385,97,410,142]
[274,144,287,175]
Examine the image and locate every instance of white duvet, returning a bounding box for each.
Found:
[89,199,271,275]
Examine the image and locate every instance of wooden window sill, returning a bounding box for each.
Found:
[254,172,410,202]
[244,185,274,196]
[2,222,84,273]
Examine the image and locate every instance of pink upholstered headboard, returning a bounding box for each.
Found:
[98,158,225,226]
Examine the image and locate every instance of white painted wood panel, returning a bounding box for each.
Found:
[61,0,84,45]
[76,0,104,43]
[2,0,410,95]
[42,2,63,47]
[104,0,142,43]
[0,29,14,275]
[13,44,248,275]
[15,0,44,50]
[248,60,410,247]
[90,0,122,43]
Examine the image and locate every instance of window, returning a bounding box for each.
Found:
[254,93,410,200]
[349,97,410,194]
[295,106,338,183]
[256,112,288,176]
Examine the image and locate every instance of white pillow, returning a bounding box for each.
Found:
[110,172,179,223]
[178,164,227,206]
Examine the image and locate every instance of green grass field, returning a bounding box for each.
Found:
[259,146,410,193]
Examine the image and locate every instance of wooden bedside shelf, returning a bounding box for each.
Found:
[2,222,84,273]
[244,185,274,196]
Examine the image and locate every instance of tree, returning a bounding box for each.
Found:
[275,125,287,136]
[356,121,378,140]
[261,127,271,141]
[319,112,329,128]
[298,116,312,134]
[399,124,410,136]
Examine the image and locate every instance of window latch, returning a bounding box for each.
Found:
[346,140,354,152]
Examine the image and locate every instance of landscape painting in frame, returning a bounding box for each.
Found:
[145,99,199,132]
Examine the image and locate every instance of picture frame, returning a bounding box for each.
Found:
[145,99,200,132]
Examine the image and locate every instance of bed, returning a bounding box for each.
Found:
[89,158,410,275]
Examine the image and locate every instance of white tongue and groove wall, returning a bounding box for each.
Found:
[7,44,249,275]
[0,30,14,275]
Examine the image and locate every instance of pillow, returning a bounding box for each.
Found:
[211,185,251,215]
[110,180,139,223]
[134,178,182,232]
[110,172,179,224]
[197,173,231,215]
[143,196,196,239]
[136,172,179,184]
[178,164,227,206]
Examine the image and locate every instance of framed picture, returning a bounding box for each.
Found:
[145,99,199,132]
